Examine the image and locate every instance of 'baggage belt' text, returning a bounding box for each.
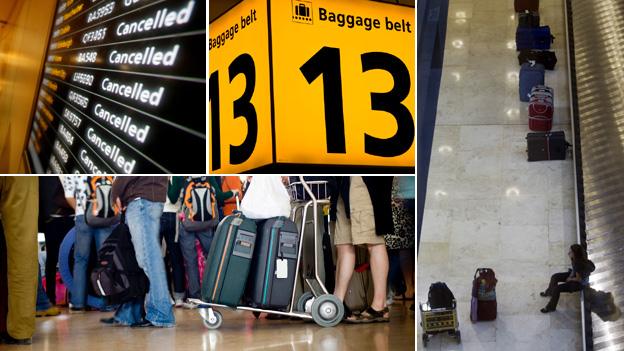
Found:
[318,8,412,33]
[209,9,257,50]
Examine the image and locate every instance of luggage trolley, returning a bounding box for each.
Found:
[190,177,344,329]
[419,300,461,347]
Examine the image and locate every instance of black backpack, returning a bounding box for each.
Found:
[428,282,455,309]
[90,220,149,305]
[518,11,540,28]
[518,50,558,70]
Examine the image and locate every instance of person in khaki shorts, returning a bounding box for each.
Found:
[0,177,38,345]
[332,176,393,323]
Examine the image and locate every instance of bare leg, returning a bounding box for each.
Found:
[368,244,389,311]
[333,244,356,301]
[399,249,415,297]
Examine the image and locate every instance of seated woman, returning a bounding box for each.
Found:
[540,244,595,313]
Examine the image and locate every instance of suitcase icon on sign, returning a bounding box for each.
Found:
[292,0,313,24]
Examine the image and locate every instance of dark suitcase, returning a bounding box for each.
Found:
[519,62,545,102]
[514,0,539,12]
[518,50,557,70]
[516,26,554,50]
[472,268,497,321]
[201,213,257,306]
[518,11,540,28]
[477,300,497,321]
[526,131,570,161]
[247,217,300,310]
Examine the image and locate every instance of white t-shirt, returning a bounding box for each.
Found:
[60,176,90,217]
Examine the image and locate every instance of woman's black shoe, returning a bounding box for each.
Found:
[540,307,555,313]
[130,320,154,328]
[342,302,353,320]
[539,291,549,297]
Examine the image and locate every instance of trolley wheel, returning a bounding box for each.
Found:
[252,311,261,320]
[422,334,429,347]
[296,292,315,313]
[456,330,461,344]
[200,309,223,330]
[311,294,344,328]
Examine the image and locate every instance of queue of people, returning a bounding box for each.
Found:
[0,176,415,345]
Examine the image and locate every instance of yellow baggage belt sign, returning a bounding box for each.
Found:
[209,0,414,173]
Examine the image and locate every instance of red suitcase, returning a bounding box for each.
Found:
[515,0,539,12]
[477,300,497,321]
[529,99,553,131]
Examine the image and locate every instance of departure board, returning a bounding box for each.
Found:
[28,0,206,174]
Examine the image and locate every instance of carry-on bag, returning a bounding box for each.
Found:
[518,50,557,70]
[530,85,554,102]
[528,98,553,131]
[526,131,570,161]
[518,11,540,28]
[91,219,149,305]
[344,247,374,312]
[519,63,545,102]
[514,0,539,12]
[516,26,554,50]
[246,217,300,310]
[201,211,257,306]
[85,176,120,228]
[471,268,497,321]
[429,282,455,309]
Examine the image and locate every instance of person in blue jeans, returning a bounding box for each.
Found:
[61,176,115,312]
[106,176,174,328]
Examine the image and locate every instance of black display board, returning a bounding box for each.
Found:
[28,0,206,174]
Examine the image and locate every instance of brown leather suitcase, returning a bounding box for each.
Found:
[515,0,539,12]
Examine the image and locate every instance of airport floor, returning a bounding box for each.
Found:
[4,302,415,351]
[418,0,581,350]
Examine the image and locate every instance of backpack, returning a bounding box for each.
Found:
[472,268,497,301]
[428,282,455,309]
[90,221,149,305]
[85,176,120,227]
[181,178,217,232]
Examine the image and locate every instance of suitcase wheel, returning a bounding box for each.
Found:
[252,311,261,319]
[455,330,461,344]
[200,308,223,330]
[296,292,315,313]
[422,334,429,347]
[311,294,344,327]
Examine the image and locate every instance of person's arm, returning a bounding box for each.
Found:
[111,177,132,210]
[209,177,235,204]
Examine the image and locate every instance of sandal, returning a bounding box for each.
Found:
[352,306,390,323]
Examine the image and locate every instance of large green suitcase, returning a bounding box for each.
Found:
[201,213,257,306]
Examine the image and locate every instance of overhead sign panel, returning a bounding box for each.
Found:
[209,0,415,173]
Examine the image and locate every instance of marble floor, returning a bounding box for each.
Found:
[3,303,415,351]
[418,0,581,350]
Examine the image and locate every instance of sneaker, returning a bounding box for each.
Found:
[69,306,86,313]
[130,319,154,328]
[0,332,32,345]
[99,317,121,326]
[182,299,198,309]
[36,306,61,317]
[174,298,184,308]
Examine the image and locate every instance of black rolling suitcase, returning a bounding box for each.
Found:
[526,131,570,161]
[246,217,300,310]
